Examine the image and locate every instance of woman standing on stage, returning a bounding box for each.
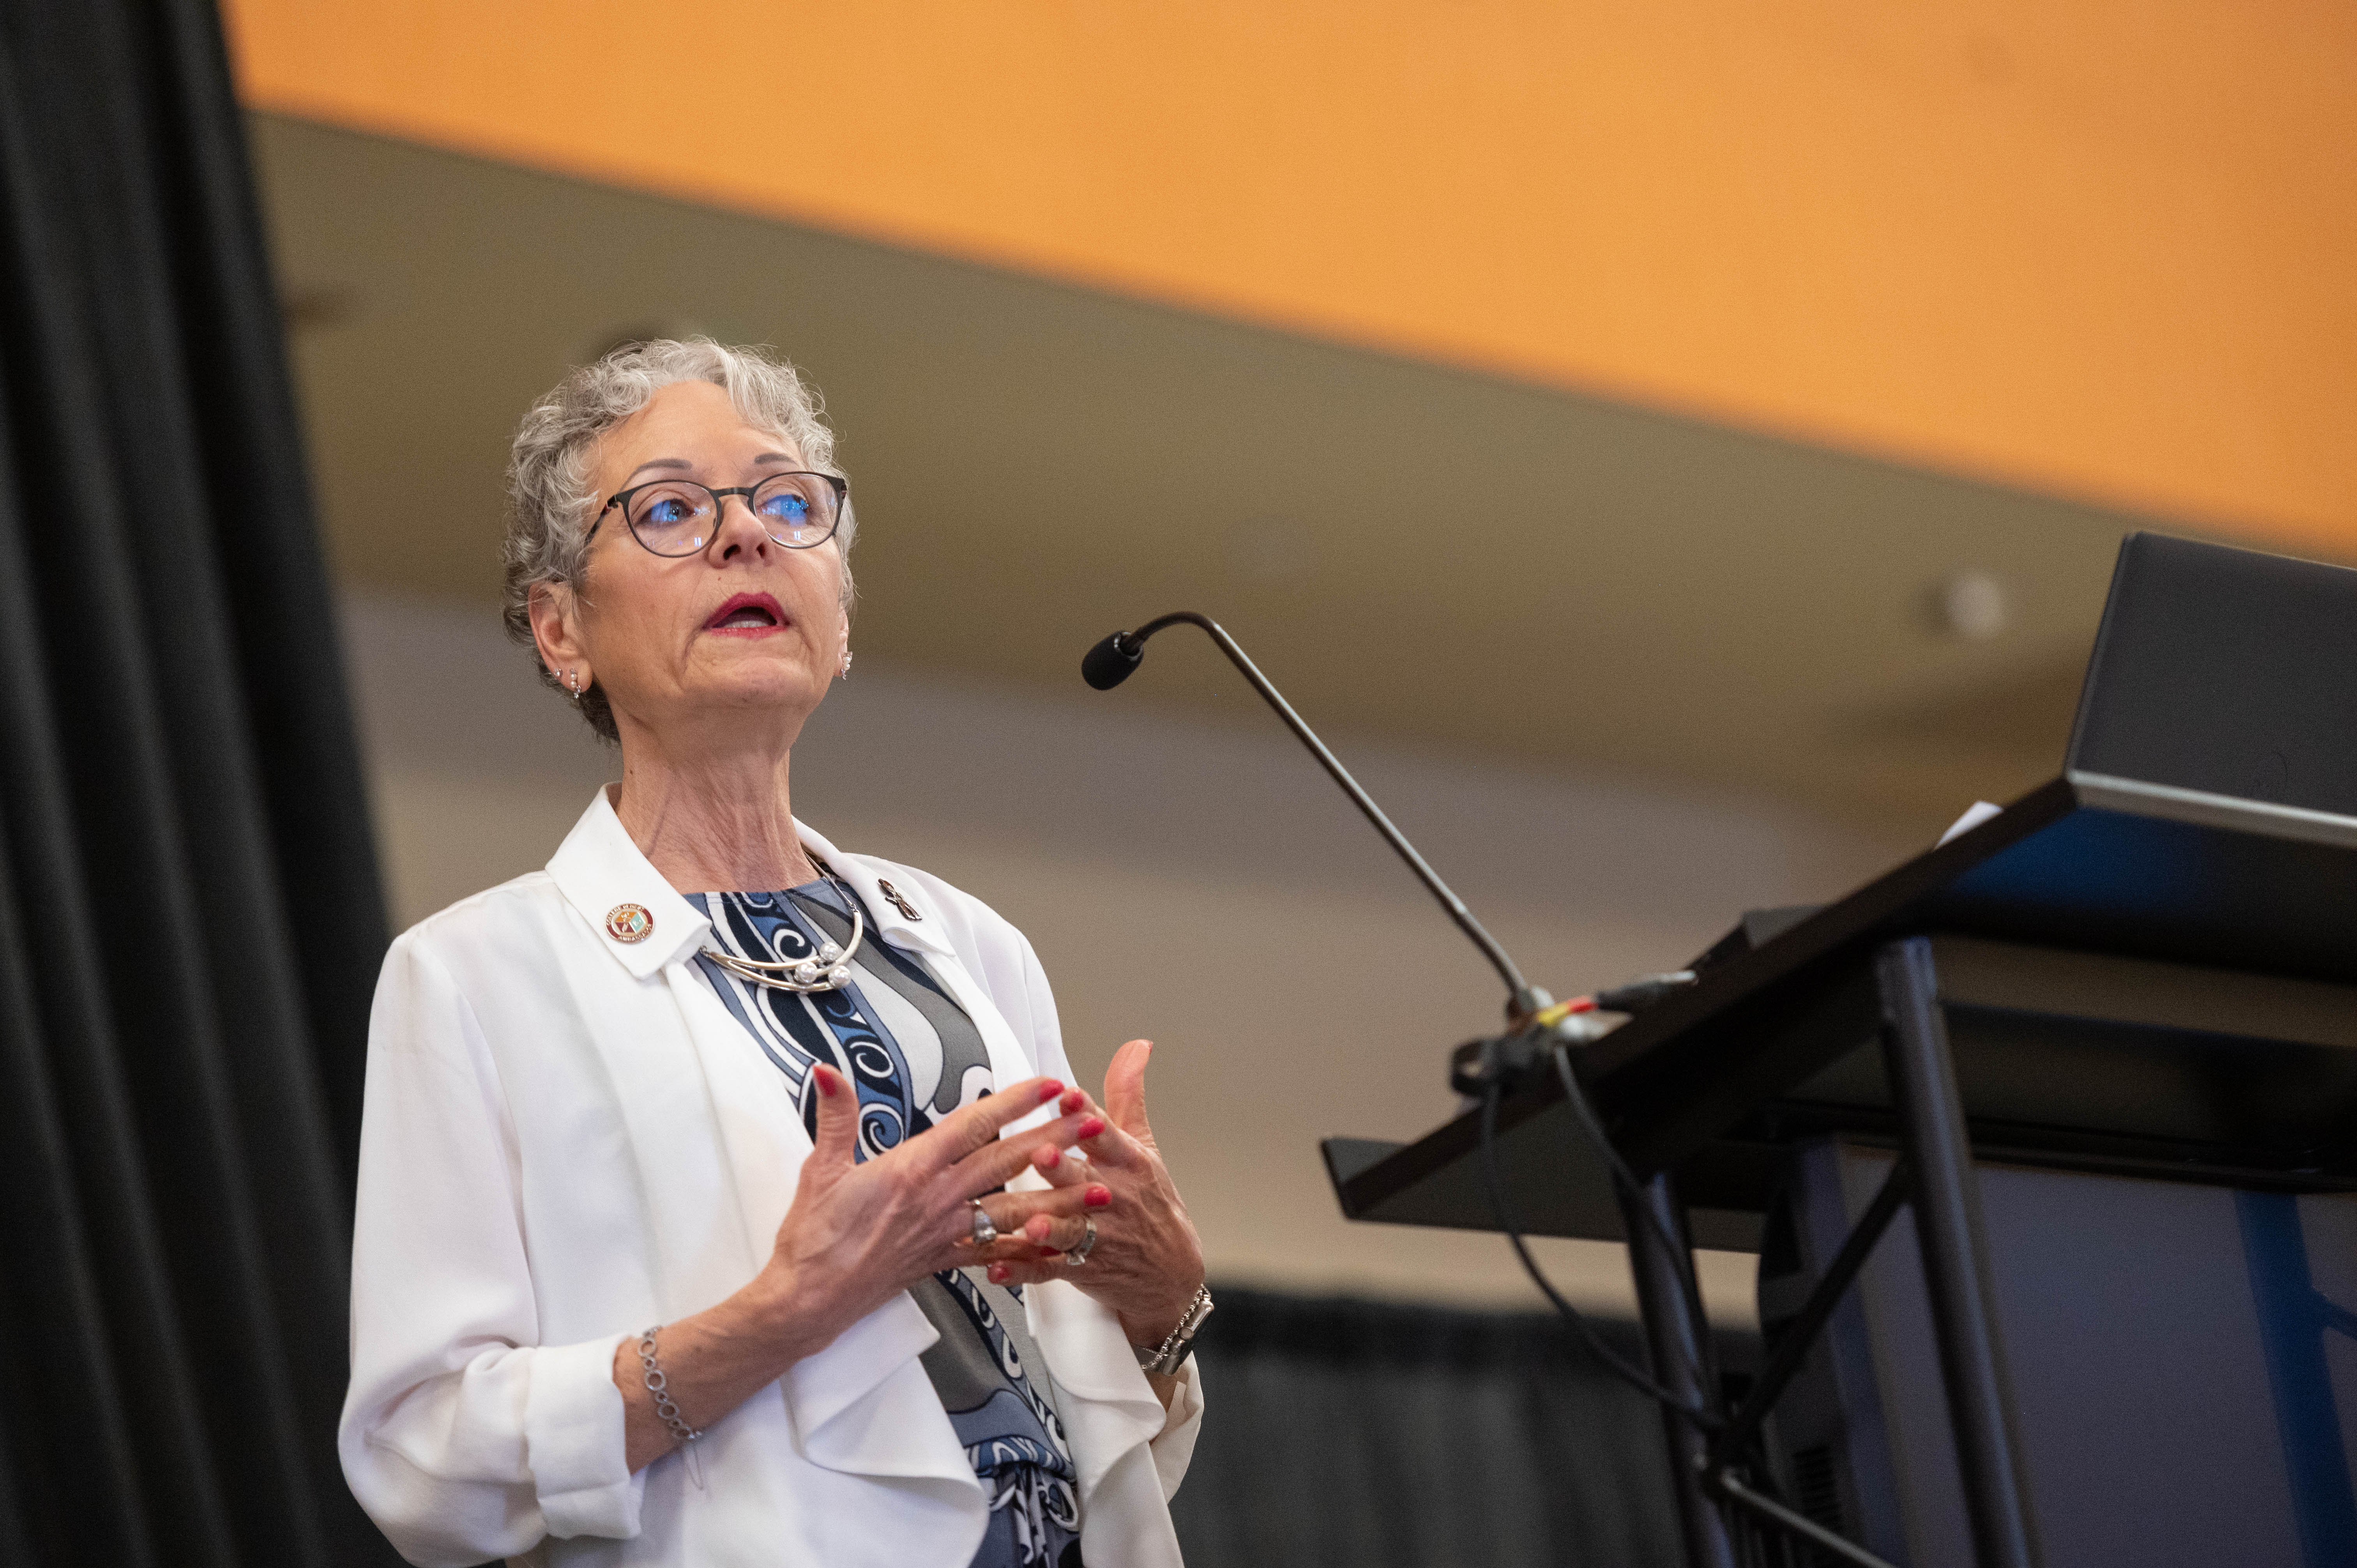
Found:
[339,340,1209,1568]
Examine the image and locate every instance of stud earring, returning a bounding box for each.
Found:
[567,669,583,701]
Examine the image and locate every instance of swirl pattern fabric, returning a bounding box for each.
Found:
[691,884,1083,1568]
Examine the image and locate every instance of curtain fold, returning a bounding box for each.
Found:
[0,0,394,1563]
[1172,1287,1697,1568]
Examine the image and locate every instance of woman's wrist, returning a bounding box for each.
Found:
[613,1266,839,1473]
[737,1261,832,1371]
[1118,1276,1208,1351]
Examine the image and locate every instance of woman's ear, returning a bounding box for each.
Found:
[530,579,590,689]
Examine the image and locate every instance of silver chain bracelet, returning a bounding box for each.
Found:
[637,1326,703,1445]
[1134,1284,1215,1377]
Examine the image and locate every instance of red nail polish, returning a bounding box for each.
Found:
[1037,1081,1063,1104]
[1078,1116,1106,1140]
[1085,1185,1112,1208]
[814,1067,837,1098]
[1061,1089,1085,1114]
[1035,1147,1061,1169]
[1038,1246,1062,1258]
[988,1263,1010,1284]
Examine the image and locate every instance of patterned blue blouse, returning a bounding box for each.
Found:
[689,881,1084,1568]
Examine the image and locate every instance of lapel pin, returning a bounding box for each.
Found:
[876,880,922,921]
[606,903,654,943]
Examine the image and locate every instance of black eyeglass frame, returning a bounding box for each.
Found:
[589,471,850,556]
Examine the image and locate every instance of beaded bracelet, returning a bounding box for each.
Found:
[637,1326,703,1445]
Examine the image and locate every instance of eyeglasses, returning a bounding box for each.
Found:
[590,471,848,558]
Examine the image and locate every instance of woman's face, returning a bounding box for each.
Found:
[541,379,849,749]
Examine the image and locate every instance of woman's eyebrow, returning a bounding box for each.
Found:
[622,453,797,484]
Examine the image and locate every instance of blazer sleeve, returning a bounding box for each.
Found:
[338,933,642,1566]
[1012,929,1075,1087]
[1014,931,1208,1489]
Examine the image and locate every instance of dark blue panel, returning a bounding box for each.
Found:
[1924,809,2357,983]
[2237,1192,2357,1568]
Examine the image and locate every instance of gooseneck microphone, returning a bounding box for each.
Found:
[1092,616,1737,1444]
[1083,611,1549,1021]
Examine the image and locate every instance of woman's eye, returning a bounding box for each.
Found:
[761,494,810,522]
[643,498,691,524]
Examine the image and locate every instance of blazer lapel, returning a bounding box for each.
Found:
[544,792,977,1493]
[543,790,755,1309]
[545,786,710,979]
[796,821,1037,1104]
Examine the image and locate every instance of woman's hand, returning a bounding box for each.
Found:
[760,1067,1109,1344]
[983,1040,1206,1354]
[613,1066,1103,1471]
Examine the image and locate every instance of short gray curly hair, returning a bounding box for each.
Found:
[501,338,855,742]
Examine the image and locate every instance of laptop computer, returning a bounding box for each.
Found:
[2068,531,2357,817]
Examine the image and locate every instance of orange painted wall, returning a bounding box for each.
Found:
[222,1,2355,548]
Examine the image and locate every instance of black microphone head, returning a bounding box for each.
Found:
[1081,631,1143,690]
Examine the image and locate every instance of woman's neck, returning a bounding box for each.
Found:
[611,733,817,895]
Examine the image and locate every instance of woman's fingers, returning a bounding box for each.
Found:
[1016,1207,1097,1253]
[985,1255,1071,1289]
[952,1110,1102,1198]
[807,1065,859,1167]
[1101,1039,1158,1148]
[1075,1107,1149,1172]
[1050,1084,1148,1172]
[1027,1142,1091,1188]
[974,1182,1111,1247]
[915,1077,1065,1172]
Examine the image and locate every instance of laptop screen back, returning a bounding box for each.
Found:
[2068,532,2357,818]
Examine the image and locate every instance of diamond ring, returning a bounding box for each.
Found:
[1063,1214,1098,1267]
[969,1199,998,1247]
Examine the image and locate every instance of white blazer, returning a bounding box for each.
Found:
[339,789,1204,1568]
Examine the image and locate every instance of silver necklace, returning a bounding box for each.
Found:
[699,862,865,993]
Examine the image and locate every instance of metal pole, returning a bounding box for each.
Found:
[1618,1171,1736,1568]
[1876,938,2041,1568]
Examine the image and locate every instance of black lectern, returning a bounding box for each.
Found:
[1325,535,2357,1568]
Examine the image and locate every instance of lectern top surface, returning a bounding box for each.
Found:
[1571,773,2357,1167]
[1333,772,2357,1233]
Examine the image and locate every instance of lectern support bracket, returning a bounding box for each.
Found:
[1619,1172,1737,1568]
[1875,937,2042,1568]
[1657,938,2044,1568]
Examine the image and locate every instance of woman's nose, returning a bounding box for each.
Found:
[710,493,771,558]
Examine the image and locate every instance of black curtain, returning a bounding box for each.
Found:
[0,0,394,1563]
[1173,1288,1698,1567]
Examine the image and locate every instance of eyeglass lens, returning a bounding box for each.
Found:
[625,473,838,556]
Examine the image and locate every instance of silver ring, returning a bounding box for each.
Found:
[1063,1214,1098,1267]
[969,1199,998,1247]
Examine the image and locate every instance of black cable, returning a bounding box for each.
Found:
[1490,1031,1880,1568]
[1544,1035,1718,1388]
[1475,1072,1717,1424]
[1591,970,1698,1014]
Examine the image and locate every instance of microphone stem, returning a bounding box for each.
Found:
[1125,611,1539,1014]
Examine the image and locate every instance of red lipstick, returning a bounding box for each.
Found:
[704,592,788,634]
